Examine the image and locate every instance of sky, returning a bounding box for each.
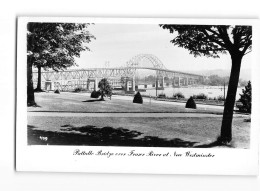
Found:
[74,23,252,73]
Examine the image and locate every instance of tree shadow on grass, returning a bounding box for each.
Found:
[82,99,104,102]
[28,125,197,147]
[193,141,234,148]
[27,104,41,108]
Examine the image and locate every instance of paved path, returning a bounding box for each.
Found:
[112,94,224,111]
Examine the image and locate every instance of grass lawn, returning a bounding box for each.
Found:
[28,115,250,148]
[27,92,250,148]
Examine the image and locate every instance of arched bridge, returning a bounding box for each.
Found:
[33,54,205,92]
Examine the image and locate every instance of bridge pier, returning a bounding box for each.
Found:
[125,77,130,91]
[132,77,135,91]
[172,77,177,87]
[87,80,90,90]
[156,79,159,88]
[45,81,54,91]
[162,77,165,88]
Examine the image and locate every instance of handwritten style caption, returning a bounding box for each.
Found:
[73,149,215,158]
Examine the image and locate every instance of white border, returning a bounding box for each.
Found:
[16,17,260,175]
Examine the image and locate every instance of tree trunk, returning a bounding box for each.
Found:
[27,57,36,106]
[35,65,42,91]
[101,91,104,100]
[220,53,243,143]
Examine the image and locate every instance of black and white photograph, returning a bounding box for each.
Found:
[16,17,259,175]
[26,21,252,147]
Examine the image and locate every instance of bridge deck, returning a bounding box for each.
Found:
[35,67,204,78]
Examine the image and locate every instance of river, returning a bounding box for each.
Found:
[141,86,243,100]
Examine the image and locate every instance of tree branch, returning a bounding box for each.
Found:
[205,27,220,37]
[242,40,252,55]
[244,50,252,56]
[217,27,233,51]
[191,47,227,52]
[202,29,227,49]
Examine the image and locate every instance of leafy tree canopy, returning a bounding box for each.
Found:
[27,22,95,71]
[98,78,112,100]
[160,25,252,58]
[238,81,251,113]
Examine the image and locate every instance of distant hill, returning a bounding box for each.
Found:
[182,69,251,81]
[136,69,251,81]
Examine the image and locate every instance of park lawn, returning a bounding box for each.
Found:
[28,115,250,148]
[27,92,250,148]
[28,92,223,114]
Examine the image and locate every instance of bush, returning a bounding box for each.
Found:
[74,87,82,92]
[217,95,225,101]
[133,91,143,104]
[173,92,185,99]
[54,89,60,94]
[185,96,196,109]
[193,93,208,100]
[158,93,166,98]
[91,90,101,98]
[238,81,251,113]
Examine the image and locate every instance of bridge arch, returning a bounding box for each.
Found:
[33,53,204,92]
[126,54,167,70]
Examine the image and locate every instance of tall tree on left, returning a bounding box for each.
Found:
[27,22,95,106]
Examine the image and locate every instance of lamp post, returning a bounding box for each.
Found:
[156,75,158,97]
[224,81,226,101]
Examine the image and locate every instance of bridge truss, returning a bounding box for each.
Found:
[33,54,205,91]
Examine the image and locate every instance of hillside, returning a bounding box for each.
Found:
[182,69,251,81]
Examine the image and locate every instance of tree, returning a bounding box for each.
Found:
[202,75,230,86]
[145,75,156,83]
[98,78,112,100]
[27,23,95,105]
[133,91,143,104]
[160,24,252,143]
[238,81,251,113]
[185,96,196,109]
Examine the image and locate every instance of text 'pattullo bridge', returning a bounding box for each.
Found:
[33,54,205,92]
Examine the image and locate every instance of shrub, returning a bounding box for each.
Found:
[74,87,82,92]
[217,95,225,101]
[238,81,251,113]
[54,89,60,94]
[185,96,196,109]
[91,90,101,98]
[173,92,185,99]
[193,93,207,100]
[158,93,166,98]
[133,91,143,104]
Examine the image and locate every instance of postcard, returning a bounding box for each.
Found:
[16,17,260,175]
